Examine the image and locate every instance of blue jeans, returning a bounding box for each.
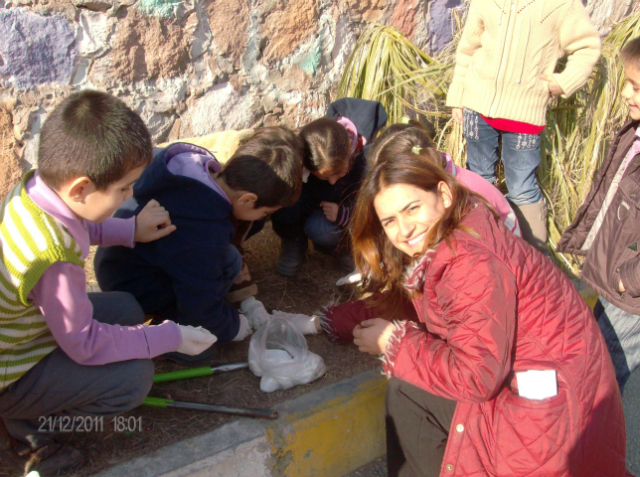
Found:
[220,244,243,292]
[463,109,543,206]
[593,296,640,395]
[272,189,345,252]
[303,211,342,250]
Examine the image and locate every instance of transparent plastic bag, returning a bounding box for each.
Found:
[248,317,326,393]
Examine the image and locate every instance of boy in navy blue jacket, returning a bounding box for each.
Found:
[95,128,302,358]
[272,98,387,276]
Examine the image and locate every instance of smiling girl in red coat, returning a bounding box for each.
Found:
[350,151,627,476]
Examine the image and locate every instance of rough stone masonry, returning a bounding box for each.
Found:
[0,0,637,199]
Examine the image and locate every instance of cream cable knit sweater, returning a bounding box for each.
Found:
[446,0,601,126]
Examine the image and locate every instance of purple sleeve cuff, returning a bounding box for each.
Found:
[143,320,182,357]
[33,262,174,364]
[87,217,136,248]
[337,204,351,227]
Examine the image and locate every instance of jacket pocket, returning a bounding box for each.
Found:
[495,389,570,475]
[609,246,639,295]
[608,178,640,292]
[616,176,640,227]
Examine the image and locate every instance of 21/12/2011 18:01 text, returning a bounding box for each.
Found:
[37,415,143,433]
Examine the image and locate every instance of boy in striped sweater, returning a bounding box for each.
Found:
[0,91,216,477]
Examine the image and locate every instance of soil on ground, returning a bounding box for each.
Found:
[1,222,380,477]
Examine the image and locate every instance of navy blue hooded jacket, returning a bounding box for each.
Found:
[94,143,240,343]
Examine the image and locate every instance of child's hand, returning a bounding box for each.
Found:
[240,297,270,330]
[134,199,177,243]
[353,318,395,355]
[320,201,339,222]
[176,325,217,355]
[541,74,564,96]
[452,107,463,125]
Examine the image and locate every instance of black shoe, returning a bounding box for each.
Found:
[160,343,218,365]
[276,237,308,277]
[24,442,84,477]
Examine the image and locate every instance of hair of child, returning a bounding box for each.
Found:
[37,90,152,191]
[221,126,304,208]
[299,117,352,173]
[620,36,640,70]
[368,120,445,169]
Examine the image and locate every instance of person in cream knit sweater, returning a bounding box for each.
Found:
[447,0,600,253]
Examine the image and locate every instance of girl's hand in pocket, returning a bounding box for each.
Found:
[541,74,564,96]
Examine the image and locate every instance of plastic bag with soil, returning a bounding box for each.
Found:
[248,317,326,393]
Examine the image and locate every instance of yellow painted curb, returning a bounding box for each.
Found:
[267,371,388,477]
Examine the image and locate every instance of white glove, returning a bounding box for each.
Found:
[233,313,252,341]
[239,297,271,330]
[176,325,217,355]
[271,310,319,335]
[336,271,362,287]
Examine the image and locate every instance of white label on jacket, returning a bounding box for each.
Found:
[516,370,557,400]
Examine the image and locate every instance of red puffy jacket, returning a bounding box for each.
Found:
[382,203,627,476]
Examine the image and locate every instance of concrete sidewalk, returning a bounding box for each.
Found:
[94,370,388,477]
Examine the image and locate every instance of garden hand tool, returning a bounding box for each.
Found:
[143,397,278,420]
[152,362,249,383]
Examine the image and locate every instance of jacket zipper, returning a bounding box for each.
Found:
[490,0,514,117]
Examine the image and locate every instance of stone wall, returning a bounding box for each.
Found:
[0,0,637,198]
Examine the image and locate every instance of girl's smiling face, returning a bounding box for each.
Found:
[374,182,452,257]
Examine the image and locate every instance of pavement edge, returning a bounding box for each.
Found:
[93,369,388,477]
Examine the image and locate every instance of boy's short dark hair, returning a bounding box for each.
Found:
[620,37,640,70]
[299,117,352,172]
[220,127,303,208]
[38,90,152,191]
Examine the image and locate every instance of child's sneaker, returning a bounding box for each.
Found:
[336,270,362,287]
[276,237,308,277]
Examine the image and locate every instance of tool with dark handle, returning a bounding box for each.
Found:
[153,362,249,383]
[143,397,278,420]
